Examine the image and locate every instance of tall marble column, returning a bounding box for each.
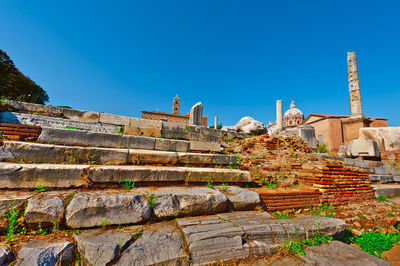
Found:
[276,100,283,130]
[347,52,363,117]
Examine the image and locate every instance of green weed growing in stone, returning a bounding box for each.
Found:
[35,179,46,193]
[123,180,135,190]
[220,180,228,191]
[146,191,158,209]
[52,220,59,232]
[353,231,400,258]
[5,203,19,242]
[317,143,328,154]
[272,211,290,219]
[37,222,48,235]
[377,193,388,202]
[65,192,75,205]
[284,230,332,256]
[59,126,78,130]
[206,174,214,190]
[100,218,109,228]
[310,204,336,218]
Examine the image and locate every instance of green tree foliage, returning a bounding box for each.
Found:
[0,49,49,104]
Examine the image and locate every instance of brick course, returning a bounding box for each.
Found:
[0,123,41,141]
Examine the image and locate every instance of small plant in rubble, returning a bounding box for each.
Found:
[206,174,215,190]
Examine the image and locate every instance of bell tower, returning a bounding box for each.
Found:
[172,95,180,115]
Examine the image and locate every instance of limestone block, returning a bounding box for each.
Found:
[189,140,221,152]
[284,124,318,149]
[177,152,214,165]
[213,154,237,165]
[88,166,186,183]
[125,117,162,137]
[0,245,11,265]
[65,191,151,228]
[128,149,178,165]
[185,167,252,183]
[0,163,86,189]
[115,224,189,266]
[217,186,261,211]
[235,116,266,135]
[345,138,380,158]
[155,138,190,152]
[0,192,35,216]
[292,216,346,238]
[0,141,129,165]
[98,112,131,126]
[17,239,75,266]
[370,175,393,183]
[25,195,65,226]
[138,187,228,219]
[359,127,400,151]
[74,229,133,266]
[62,108,99,122]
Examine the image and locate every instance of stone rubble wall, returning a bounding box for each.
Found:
[0,100,245,141]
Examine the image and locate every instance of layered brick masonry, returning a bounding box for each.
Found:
[0,123,41,141]
[254,187,321,211]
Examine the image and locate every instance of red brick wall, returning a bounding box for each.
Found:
[381,151,400,165]
[0,123,41,141]
[254,188,321,211]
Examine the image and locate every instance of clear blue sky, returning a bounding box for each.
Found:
[1,1,399,126]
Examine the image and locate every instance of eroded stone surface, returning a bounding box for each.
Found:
[115,224,189,266]
[17,239,75,266]
[0,163,86,189]
[74,229,134,266]
[66,191,151,228]
[138,187,228,219]
[292,216,347,238]
[217,186,261,211]
[0,192,34,215]
[25,195,65,226]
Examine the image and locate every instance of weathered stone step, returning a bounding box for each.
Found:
[0,162,251,189]
[2,213,346,266]
[1,187,261,229]
[37,126,221,152]
[373,184,400,198]
[1,140,236,166]
[370,174,400,183]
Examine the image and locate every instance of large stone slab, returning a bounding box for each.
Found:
[62,108,99,122]
[269,241,390,266]
[17,239,75,266]
[125,118,162,138]
[66,191,151,228]
[74,228,134,266]
[217,186,261,211]
[138,187,228,219]
[359,127,400,151]
[25,195,65,226]
[89,166,251,183]
[128,149,179,165]
[189,140,221,152]
[98,112,131,126]
[292,216,346,238]
[115,223,189,265]
[155,138,190,152]
[38,127,156,150]
[0,163,86,189]
[0,141,129,165]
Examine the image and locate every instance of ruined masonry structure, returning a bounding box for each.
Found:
[347,52,363,117]
[142,95,208,127]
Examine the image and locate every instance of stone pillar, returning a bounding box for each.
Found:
[214,116,218,129]
[276,100,283,130]
[347,52,363,117]
[189,102,203,126]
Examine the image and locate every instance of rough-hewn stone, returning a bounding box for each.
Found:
[65,191,151,228]
[138,187,228,219]
[74,229,134,266]
[115,224,189,265]
[25,195,65,226]
[217,186,261,210]
[189,140,221,152]
[128,149,178,165]
[155,138,190,152]
[235,116,266,135]
[0,192,34,215]
[0,163,86,189]
[0,245,11,265]
[17,239,75,266]
[189,102,203,126]
[292,216,346,238]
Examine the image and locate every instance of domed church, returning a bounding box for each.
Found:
[283,100,304,128]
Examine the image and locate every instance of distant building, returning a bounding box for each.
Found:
[303,114,387,153]
[283,100,304,128]
[141,95,208,127]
